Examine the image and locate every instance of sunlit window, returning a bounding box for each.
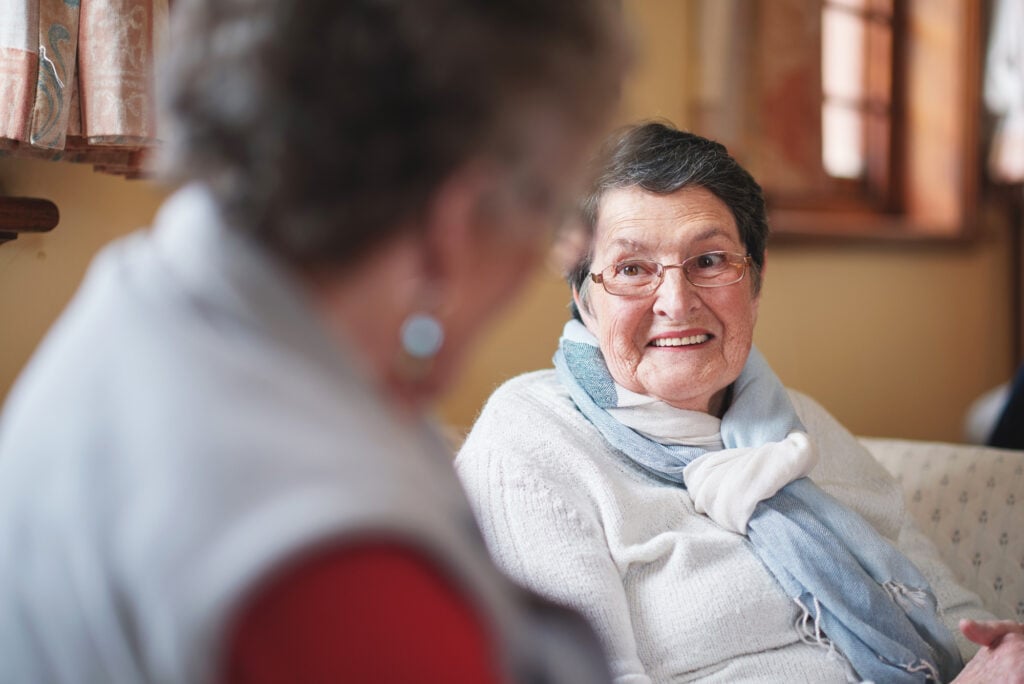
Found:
[686,0,980,237]
[821,0,893,181]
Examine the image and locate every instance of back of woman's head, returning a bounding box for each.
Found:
[570,122,769,297]
[159,0,625,266]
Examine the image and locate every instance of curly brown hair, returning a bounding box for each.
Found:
[158,0,627,266]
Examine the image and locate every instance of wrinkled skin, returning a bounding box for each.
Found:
[953,619,1024,683]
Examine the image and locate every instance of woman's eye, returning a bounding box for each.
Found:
[615,261,653,278]
[694,252,726,270]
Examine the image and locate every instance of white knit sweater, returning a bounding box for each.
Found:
[456,370,992,683]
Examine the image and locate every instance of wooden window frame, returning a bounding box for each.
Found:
[687,0,984,242]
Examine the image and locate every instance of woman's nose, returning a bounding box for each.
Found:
[653,267,699,318]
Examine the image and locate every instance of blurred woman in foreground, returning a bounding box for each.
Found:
[0,1,626,681]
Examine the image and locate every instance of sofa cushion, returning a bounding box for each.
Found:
[862,438,1023,622]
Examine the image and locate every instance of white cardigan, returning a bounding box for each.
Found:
[0,188,609,684]
[456,370,993,683]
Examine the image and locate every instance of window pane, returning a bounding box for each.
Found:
[823,102,864,178]
[822,5,865,102]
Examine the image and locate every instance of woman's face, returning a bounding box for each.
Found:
[577,185,761,415]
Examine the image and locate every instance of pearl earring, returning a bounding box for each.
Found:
[400,312,445,359]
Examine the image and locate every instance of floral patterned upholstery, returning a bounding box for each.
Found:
[862,438,1024,622]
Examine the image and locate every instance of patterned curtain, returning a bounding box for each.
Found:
[0,0,168,178]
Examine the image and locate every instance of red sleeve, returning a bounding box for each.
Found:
[222,542,506,684]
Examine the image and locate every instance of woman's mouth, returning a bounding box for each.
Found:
[649,334,711,347]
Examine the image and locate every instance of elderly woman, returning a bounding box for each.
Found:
[457,122,1024,683]
[0,1,626,682]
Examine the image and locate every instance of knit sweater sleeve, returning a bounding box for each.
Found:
[788,390,994,661]
[456,374,651,684]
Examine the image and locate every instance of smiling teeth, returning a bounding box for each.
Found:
[651,334,710,347]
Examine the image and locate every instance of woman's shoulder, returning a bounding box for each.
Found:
[485,368,569,406]
[785,387,886,478]
[456,369,622,486]
[468,369,582,438]
[786,388,904,521]
[786,388,860,445]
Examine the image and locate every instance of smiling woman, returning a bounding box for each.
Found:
[455,122,1023,683]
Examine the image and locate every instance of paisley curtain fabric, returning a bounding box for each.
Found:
[0,0,167,177]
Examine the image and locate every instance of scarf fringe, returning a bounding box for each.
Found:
[883,580,935,611]
[794,597,867,683]
[877,654,942,683]
[794,596,830,649]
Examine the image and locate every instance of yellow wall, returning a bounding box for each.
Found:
[0,158,168,402]
[756,233,1013,441]
[1,0,1016,444]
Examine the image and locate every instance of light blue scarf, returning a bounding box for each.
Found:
[554,319,962,683]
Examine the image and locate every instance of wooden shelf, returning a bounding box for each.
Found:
[0,197,59,245]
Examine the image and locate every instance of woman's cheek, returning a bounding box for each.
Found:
[725,312,756,366]
[600,331,639,388]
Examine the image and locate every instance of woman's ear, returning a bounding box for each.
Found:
[572,285,598,330]
[416,163,497,293]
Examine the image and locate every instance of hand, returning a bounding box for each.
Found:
[960,618,1024,648]
[953,619,1024,684]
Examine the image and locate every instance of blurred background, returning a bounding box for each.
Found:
[2,0,1021,443]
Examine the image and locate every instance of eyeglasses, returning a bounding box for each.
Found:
[590,251,753,297]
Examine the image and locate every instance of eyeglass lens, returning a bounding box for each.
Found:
[598,252,747,295]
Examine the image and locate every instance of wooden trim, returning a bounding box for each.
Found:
[768,208,979,245]
[0,197,60,245]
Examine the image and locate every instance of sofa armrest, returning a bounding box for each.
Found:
[860,437,1024,622]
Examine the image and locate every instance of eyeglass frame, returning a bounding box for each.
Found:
[589,251,754,297]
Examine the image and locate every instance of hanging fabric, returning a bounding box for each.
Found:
[0,0,168,178]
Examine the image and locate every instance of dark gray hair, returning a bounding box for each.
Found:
[569,121,769,312]
[158,0,625,267]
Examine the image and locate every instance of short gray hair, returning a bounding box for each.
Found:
[568,122,769,314]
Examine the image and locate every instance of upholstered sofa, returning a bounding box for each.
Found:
[863,438,1024,622]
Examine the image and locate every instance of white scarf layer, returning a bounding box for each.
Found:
[608,386,817,535]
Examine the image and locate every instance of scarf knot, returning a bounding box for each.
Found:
[684,431,817,534]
